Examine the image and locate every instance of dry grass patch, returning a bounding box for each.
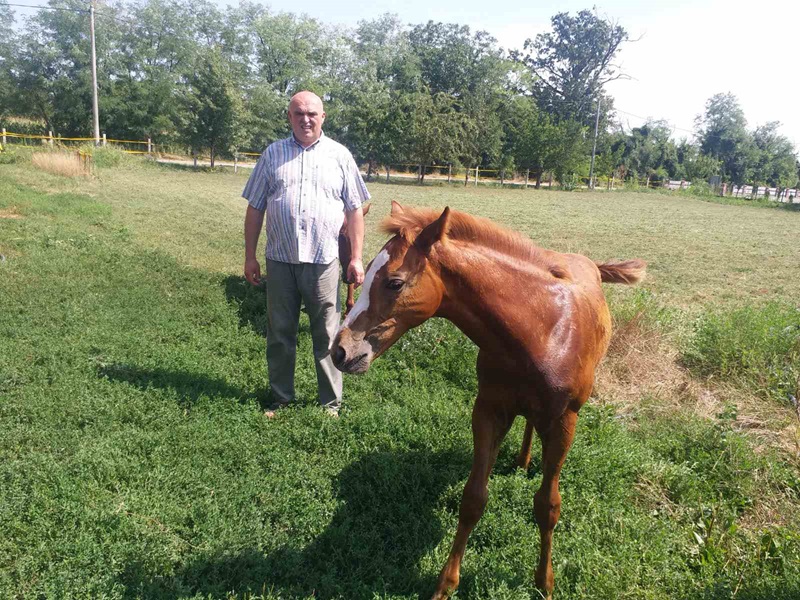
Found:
[0,206,22,219]
[31,151,90,178]
[596,311,800,461]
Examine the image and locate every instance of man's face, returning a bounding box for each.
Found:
[288,93,325,147]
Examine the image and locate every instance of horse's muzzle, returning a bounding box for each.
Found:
[330,329,372,374]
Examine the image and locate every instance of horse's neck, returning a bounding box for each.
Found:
[435,243,549,352]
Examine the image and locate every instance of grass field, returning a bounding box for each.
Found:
[1,152,799,599]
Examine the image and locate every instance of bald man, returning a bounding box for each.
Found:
[243,91,369,416]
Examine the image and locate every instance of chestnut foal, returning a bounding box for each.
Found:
[338,203,370,316]
[331,202,646,599]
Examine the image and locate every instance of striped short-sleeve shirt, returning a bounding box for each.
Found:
[242,133,370,265]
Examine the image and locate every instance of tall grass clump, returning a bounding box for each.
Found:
[79,144,128,168]
[31,150,90,177]
[683,302,800,404]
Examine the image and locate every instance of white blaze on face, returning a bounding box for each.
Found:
[342,249,390,328]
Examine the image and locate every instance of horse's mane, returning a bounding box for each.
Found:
[381,205,546,265]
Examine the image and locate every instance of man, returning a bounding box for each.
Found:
[243,91,369,416]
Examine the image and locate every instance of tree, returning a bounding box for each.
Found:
[340,83,408,181]
[696,93,755,185]
[751,122,797,188]
[351,14,419,92]
[675,139,720,181]
[516,9,629,124]
[0,4,16,119]
[506,96,560,187]
[620,119,675,185]
[404,90,466,184]
[180,49,244,166]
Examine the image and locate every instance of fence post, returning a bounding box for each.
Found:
[234,152,238,174]
[102,133,107,147]
[48,131,53,146]
[1,128,5,146]
[475,166,478,187]
[447,164,452,183]
[147,137,152,154]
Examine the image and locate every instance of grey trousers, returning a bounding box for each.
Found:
[265,259,342,408]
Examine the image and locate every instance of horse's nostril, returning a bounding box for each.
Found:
[334,345,346,365]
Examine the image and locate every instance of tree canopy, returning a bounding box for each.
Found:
[1,2,797,190]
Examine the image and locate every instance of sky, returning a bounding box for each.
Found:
[219,0,799,147]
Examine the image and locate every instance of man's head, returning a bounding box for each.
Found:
[288,91,325,147]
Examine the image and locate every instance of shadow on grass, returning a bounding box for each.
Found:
[223,275,268,336]
[221,274,337,339]
[121,448,473,600]
[98,363,264,406]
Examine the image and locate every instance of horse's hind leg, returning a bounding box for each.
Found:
[534,409,577,598]
[516,419,535,470]
[431,398,513,600]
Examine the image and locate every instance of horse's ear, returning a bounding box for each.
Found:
[362,203,371,217]
[414,207,450,255]
[390,201,404,215]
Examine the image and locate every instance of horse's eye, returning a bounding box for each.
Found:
[386,278,405,291]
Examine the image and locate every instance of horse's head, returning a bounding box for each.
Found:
[331,202,451,374]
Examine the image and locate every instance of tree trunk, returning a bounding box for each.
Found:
[536,171,543,189]
[366,160,373,182]
[525,169,529,189]
[464,169,469,187]
[548,173,553,188]
[500,169,505,187]
[210,146,215,169]
[419,164,425,184]
[386,165,390,183]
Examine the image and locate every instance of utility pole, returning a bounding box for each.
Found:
[89,0,100,145]
[588,97,601,190]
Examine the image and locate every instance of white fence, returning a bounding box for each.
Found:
[730,185,798,202]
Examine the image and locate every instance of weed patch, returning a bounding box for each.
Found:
[683,302,800,405]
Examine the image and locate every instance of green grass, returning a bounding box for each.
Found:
[1,158,799,599]
[683,302,800,404]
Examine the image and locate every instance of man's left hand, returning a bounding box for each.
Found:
[347,258,365,287]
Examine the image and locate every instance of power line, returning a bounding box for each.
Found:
[0,2,87,13]
[615,108,695,135]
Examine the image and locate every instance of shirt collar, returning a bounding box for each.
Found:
[291,131,325,150]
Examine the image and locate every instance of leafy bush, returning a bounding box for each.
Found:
[683,302,800,403]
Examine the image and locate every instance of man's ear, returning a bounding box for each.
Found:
[390,200,404,215]
[414,207,450,255]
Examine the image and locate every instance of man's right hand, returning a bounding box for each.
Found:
[245,257,262,285]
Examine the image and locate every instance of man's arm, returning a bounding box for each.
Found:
[345,207,365,286]
[244,204,265,285]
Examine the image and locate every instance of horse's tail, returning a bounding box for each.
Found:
[595,259,647,285]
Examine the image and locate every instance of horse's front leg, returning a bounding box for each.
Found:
[431,399,513,600]
[534,409,578,598]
